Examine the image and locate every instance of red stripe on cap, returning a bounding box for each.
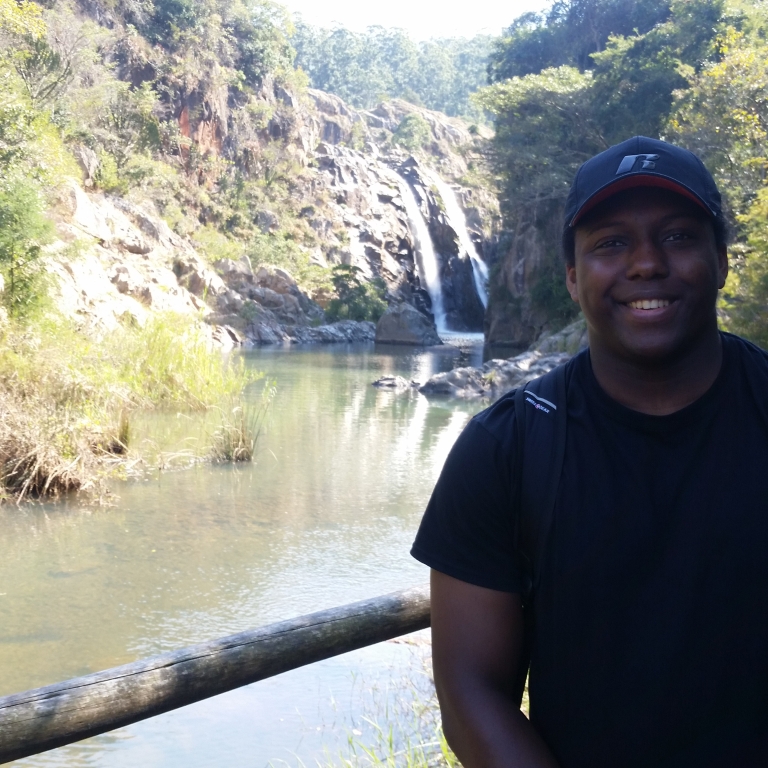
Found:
[571,175,712,226]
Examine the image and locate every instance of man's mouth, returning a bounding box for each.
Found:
[626,299,671,310]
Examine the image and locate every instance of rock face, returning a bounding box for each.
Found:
[484,201,570,348]
[375,303,442,346]
[49,83,501,347]
[47,174,383,346]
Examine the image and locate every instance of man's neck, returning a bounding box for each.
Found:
[588,331,724,416]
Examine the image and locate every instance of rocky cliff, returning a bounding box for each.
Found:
[47,81,500,346]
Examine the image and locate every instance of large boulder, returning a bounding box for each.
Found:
[375,303,441,346]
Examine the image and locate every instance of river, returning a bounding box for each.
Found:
[0,338,487,767]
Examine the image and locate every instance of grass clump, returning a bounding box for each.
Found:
[0,311,264,502]
[209,384,275,463]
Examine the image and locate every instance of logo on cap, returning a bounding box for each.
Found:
[616,154,660,175]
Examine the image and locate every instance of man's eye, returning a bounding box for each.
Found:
[665,231,693,242]
[595,238,624,249]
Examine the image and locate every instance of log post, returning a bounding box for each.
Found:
[0,585,430,765]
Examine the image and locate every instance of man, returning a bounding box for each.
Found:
[411,136,768,767]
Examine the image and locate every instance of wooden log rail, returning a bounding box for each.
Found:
[0,584,430,765]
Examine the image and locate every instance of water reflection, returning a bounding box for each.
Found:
[2,342,485,767]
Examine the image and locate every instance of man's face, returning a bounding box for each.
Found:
[566,187,728,365]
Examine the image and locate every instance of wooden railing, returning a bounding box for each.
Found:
[0,585,430,765]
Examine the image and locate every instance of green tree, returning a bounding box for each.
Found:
[392,113,431,151]
[488,0,671,80]
[475,66,601,211]
[0,0,45,39]
[664,21,768,346]
[591,0,725,144]
[667,28,768,219]
[721,187,768,348]
[291,21,492,118]
[14,36,75,107]
[326,264,387,322]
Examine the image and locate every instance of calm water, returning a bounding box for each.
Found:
[1,339,486,767]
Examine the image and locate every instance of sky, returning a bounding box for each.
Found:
[280,0,551,40]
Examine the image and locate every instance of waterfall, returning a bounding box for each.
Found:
[398,178,447,332]
[428,173,489,309]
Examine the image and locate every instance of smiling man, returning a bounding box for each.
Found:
[411,137,768,767]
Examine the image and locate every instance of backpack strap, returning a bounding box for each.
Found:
[511,361,569,705]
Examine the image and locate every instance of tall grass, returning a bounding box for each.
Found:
[309,641,460,768]
[0,311,264,502]
[316,654,531,768]
[209,383,275,463]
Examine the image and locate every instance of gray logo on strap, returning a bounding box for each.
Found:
[616,154,660,175]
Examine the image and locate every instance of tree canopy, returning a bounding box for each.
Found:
[291,22,492,120]
[478,0,768,340]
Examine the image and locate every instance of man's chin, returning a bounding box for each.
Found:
[591,328,696,366]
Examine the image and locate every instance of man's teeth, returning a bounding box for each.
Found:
[627,299,670,310]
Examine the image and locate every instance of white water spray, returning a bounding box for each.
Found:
[398,178,447,332]
[428,173,489,308]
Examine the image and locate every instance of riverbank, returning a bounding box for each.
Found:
[0,312,260,503]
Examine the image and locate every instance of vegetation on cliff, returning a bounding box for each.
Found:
[478,0,768,347]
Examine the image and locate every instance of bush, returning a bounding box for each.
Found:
[325,264,387,323]
[393,113,432,152]
[0,179,53,318]
[721,187,768,349]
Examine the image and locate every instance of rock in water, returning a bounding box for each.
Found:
[375,303,441,346]
[372,375,413,390]
[419,350,571,399]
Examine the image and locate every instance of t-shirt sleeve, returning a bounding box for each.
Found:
[410,414,521,593]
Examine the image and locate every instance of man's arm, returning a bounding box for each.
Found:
[431,570,559,768]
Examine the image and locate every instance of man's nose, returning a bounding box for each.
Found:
[626,238,669,279]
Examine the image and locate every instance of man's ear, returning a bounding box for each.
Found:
[566,262,579,303]
[717,243,728,289]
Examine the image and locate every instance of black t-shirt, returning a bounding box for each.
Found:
[412,333,768,768]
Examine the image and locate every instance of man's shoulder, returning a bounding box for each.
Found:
[724,331,768,371]
[471,387,517,436]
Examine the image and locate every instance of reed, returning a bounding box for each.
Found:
[209,383,275,463]
[0,312,264,501]
[312,642,460,768]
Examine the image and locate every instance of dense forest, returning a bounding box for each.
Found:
[291,23,492,121]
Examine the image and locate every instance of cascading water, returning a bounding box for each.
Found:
[428,173,489,309]
[398,178,448,332]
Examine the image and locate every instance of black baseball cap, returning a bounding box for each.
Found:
[565,136,722,227]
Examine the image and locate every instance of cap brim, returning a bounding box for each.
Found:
[570,174,715,226]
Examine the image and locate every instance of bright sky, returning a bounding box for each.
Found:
[281,0,551,40]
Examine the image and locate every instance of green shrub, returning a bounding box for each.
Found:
[393,113,432,152]
[721,187,768,349]
[0,179,53,318]
[326,264,387,323]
